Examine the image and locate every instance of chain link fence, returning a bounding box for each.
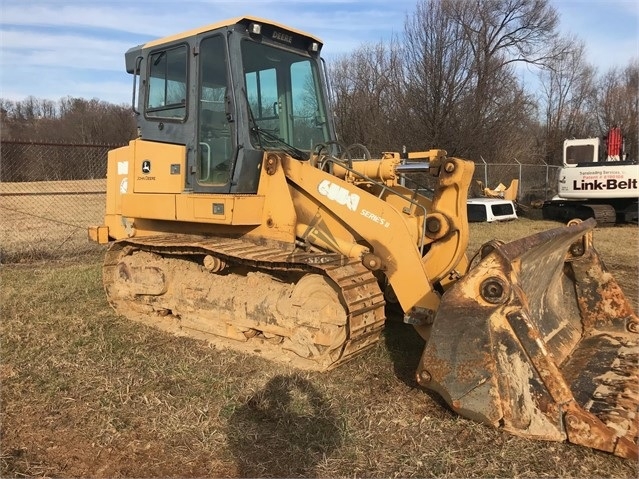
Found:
[471,157,562,204]
[0,141,561,263]
[0,141,116,263]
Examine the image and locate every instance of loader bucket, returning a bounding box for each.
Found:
[417,218,638,459]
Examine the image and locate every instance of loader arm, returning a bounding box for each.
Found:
[280,150,474,325]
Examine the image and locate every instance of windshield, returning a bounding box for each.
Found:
[241,39,332,153]
[565,144,596,165]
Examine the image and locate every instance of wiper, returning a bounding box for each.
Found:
[244,88,263,150]
[253,127,309,161]
[242,87,308,161]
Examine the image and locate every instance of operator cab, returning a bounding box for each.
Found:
[125,17,336,194]
[563,138,600,167]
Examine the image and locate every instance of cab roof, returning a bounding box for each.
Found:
[144,15,323,48]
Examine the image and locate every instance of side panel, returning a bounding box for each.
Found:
[109,139,186,224]
[105,144,130,216]
[558,163,639,199]
[175,195,264,225]
[104,142,134,240]
[103,150,298,244]
[121,193,176,220]
[132,141,186,194]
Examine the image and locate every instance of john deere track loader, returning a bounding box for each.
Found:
[89,16,638,459]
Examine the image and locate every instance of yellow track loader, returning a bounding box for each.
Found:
[89,17,637,459]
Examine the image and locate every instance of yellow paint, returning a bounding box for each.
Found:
[105,144,130,216]
[175,195,265,225]
[132,141,186,194]
[122,193,176,220]
[87,225,109,244]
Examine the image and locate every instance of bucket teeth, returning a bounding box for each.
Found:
[578,343,638,441]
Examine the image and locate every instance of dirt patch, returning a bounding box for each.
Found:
[2,407,236,478]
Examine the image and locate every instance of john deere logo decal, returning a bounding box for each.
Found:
[142,160,151,174]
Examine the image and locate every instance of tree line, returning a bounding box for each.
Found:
[330,0,638,165]
[0,96,135,145]
[1,0,637,168]
[0,97,135,182]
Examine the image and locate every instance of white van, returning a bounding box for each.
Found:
[467,198,518,223]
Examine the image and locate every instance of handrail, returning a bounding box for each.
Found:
[131,55,143,115]
[320,156,430,252]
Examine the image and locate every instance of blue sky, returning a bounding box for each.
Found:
[1,0,637,105]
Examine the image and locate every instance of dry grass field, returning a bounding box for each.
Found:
[1,201,638,477]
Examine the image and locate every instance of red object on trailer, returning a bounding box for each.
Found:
[607,126,622,158]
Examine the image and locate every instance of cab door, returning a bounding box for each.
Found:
[193,34,235,192]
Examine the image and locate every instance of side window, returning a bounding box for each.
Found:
[147,45,187,119]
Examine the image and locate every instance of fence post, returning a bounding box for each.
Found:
[513,158,522,202]
[479,156,488,187]
[543,160,550,200]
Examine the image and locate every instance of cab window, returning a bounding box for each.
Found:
[242,39,331,152]
[565,145,595,165]
[147,45,187,119]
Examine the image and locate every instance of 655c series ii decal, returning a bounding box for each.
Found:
[317,180,391,227]
[318,180,360,211]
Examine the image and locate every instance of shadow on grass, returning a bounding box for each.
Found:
[383,317,424,387]
[383,313,452,411]
[227,374,342,478]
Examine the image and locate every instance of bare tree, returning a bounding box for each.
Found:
[402,0,474,151]
[329,40,404,155]
[444,0,562,160]
[538,37,597,163]
[329,0,547,160]
[446,0,563,75]
[594,61,639,159]
[397,0,543,162]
